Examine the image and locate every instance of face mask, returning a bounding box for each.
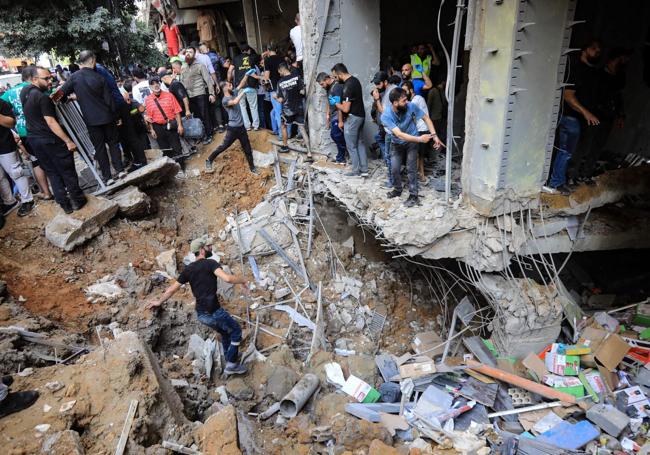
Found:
[179,55,186,63]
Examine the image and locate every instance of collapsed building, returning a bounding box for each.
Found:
[2,0,650,454]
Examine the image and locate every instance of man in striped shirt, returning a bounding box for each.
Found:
[143,77,184,158]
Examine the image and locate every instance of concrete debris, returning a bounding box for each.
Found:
[41,430,85,455]
[99,156,181,194]
[185,334,221,378]
[194,405,242,455]
[45,381,65,392]
[45,196,119,251]
[109,185,152,218]
[84,278,124,303]
[156,249,178,278]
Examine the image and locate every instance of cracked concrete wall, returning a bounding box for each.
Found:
[301,0,380,157]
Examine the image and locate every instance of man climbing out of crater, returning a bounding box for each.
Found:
[146,236,250,376]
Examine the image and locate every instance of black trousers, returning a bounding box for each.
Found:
[189,94,213,137]
[568,119,613,180]
[87,122,124,180]
[207,125,254,169]
[118,103,147,166]
[27,136,84,209]
[213,91,226,128]
[152,123,183,157]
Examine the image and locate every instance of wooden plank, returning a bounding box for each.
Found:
[114,399,138,455]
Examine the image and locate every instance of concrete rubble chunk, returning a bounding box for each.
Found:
[84,278,124,303]
[45,196,119,251]
[109,186,151,218]
[41,429,84,455]
[98,156,181,194]
[195,404,242,455]
[586,403,630,437]
[156,249,178,278]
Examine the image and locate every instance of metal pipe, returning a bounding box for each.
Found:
[279,373,319,417]
[444,0,466,203]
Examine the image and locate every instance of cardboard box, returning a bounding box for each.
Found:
[545,345,580,376]
[341,375,380,403]
[411,332,444,357]
[594,333,630,371]
[523,352,548,382]
[399,359,436,379]
[564,345,591,355]
[543,374,585,397]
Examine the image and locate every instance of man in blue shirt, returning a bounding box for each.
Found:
[381,87,443,207]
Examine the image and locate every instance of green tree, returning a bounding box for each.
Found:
[0,0,165,67]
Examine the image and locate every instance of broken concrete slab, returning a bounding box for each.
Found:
[96,157,181,195]
[253,150,275,168]
[109,186,151,218]
[45,195,119,251]
[41,430,84,455]
[586,403,630,437]
[84,279,124,303]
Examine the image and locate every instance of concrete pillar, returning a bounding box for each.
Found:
[242,0,260,51]
[301,0,380,157]
[461,0,576,216]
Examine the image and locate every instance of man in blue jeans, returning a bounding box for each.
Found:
[317,72,347,163]
[146,236,250,376]
[546,39,602,195]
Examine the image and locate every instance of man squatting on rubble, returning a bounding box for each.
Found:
[382,87,443,207]
[204,73,258,174]
[146,236,250,376]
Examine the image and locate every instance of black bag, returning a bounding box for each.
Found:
[153,97,178,131]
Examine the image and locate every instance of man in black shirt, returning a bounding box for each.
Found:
[20,66,85,214]
[59,50,125,185]
[160,68,191,118]
[263,44,284,138]
[146,236,250,376]
[332,63,367,177]
[275,63,312,161]
[231,44,261,130]
[547,40,602,194]
[317,72,347,164]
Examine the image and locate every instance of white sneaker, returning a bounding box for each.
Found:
[541,185,559,194]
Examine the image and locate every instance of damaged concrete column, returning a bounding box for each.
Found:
[242,0,261,51]
[300,0,380,157]
[461,0,576,216]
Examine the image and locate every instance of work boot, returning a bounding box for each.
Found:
[71,197,87,211]
[386,189,402,199]
[205,160,214,173]
[224,362,248,376]
[17,201,35,217]
[60,203,73,215]
[279,146,290,153]
[0,390,39,419]
[404,195,420,207]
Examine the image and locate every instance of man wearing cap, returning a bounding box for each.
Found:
[146,236,250,376]
[143,76,184,158]
[371,71,398,187]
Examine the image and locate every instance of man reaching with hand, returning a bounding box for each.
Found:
[381,87,443,207]
[146,236,250,376]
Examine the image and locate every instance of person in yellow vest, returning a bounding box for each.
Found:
[409,43,440,95]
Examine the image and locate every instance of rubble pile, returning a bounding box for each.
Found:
[2,132,650,454]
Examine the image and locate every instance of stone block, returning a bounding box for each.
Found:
[195,404,242,455]
[586,403,630,437]
[156,249,177,278]
[45,196,118,251]
[98,157,180,195]
[110,186,151,218]
[41,430,84,455]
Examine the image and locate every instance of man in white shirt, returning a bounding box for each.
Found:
[289,13,303,72]
[403,80,436,185]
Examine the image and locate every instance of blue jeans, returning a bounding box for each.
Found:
[197,308,242,364]
[344,114,367,174]
[330,117,347,162]
[549,115,581,188]
[390,140,419,196]
[270,93,282,138]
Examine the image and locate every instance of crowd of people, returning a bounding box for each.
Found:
[545,39,630,195]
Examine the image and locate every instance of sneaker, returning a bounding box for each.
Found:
[205,160,214,173]
[405,195,420,207]
[246,127,252,131]
[2,201,18,215]
[117,171,128,179]
[249,167,259,175]
[381,180,394,189]
[17,201,34,217]
[71,198,87,211]
[386,189,402,198]
[1,375,13,386]
[224,363,248,376]
[541,185,559,194]
[254,127,260,131]
[106,178,116,186]
[345,171,361,177]
[279,146,290,153]
[0,390,39,418]
[360,172,369,178]
[556,184,571,195]
[202,136,213,145]
[61,204,73,215]
[217,126,225,133]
